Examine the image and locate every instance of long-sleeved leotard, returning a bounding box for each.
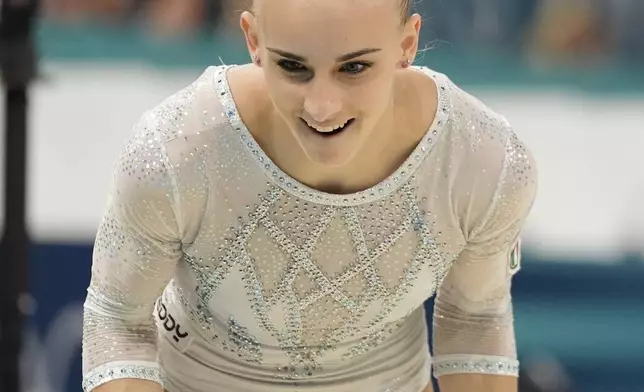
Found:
[82,65,537,392]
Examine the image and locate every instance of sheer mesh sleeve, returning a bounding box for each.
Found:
[82,114,182,391]
[432,131,538,378]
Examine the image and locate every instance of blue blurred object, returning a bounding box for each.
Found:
[24,243,644,392]
[417,0,540,50]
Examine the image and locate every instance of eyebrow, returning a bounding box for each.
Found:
[266,47,382,63]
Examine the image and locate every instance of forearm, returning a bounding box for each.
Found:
[438,374,517,392]
[92,379,163,392]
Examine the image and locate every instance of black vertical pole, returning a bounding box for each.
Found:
[0,1,38,391]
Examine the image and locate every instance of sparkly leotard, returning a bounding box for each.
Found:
[82,65,537,392]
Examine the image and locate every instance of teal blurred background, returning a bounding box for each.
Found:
[4,1,643,391]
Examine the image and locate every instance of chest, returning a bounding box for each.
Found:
[180,185,463,337]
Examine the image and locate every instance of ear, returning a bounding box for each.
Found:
[400,13,422,64]
[240,11,260,62]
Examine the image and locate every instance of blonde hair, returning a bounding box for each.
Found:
[252,0,413,24]
[400,0,412,23]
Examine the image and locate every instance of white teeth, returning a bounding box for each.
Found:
[305,119,350,133]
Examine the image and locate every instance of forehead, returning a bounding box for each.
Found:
[256,0,400,55]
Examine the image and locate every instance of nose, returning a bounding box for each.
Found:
[303,79,342,123]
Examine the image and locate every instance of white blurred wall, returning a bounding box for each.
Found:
[1,61,642,261]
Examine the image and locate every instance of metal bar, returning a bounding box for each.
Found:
[0,1,39,390]
[0,86,28,392]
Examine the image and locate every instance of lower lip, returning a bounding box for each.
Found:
[302,119,356,138]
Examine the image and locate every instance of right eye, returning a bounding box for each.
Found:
[277,59,307,73]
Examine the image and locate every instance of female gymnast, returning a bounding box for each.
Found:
[82,0,538,391]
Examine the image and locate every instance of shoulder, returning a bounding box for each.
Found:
[132,64,269,155]
[120,65,240,179]
[117,66,231,190]
[409,66,525,171]
[138,66,230,144]
[449,77,514,158]
[440,73,537,187]
[113,67,231,230]
[429,71,538,233]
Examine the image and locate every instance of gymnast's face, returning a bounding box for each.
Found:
[241,0,420,167]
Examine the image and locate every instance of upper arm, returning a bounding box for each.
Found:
[431,123,537,377]
[89,115,183,307]
[82,114,184,386]
[445,130,537,305]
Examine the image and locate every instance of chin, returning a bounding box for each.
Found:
[301,146,358,168]
[296,132,362,168]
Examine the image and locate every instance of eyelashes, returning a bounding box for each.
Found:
[340,62,370,75]
[276,59,372,79]
[277,59,306,73]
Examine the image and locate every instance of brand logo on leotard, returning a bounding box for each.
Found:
[509,238,522,275]
[156,300,189,343]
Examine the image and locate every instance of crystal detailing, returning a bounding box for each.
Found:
[186,186,283,339]
[401,185,453,291]
[433,355,519,377]
[178,184,455,379]
[224,317,263,363]
[213,65,452,207]
[343,318,406,359]
[380,377,407,392]
[82,362,163,392]
[360,185,446,330]
[153,80,199,143]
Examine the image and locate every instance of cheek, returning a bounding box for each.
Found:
[264,75,305,112]
[275,92,306,123]
[350,78,393,114]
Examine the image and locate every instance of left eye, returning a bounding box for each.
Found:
[340,62,370,75]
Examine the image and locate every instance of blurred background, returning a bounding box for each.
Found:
[1,0,643,391]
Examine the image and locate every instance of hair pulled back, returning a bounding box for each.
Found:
[252,0,414,24]
[399,0,412,22]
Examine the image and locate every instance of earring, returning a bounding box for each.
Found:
[252,55,261,66]
[401,59,411,69]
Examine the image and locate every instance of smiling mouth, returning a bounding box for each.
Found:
[301,118,356,137]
